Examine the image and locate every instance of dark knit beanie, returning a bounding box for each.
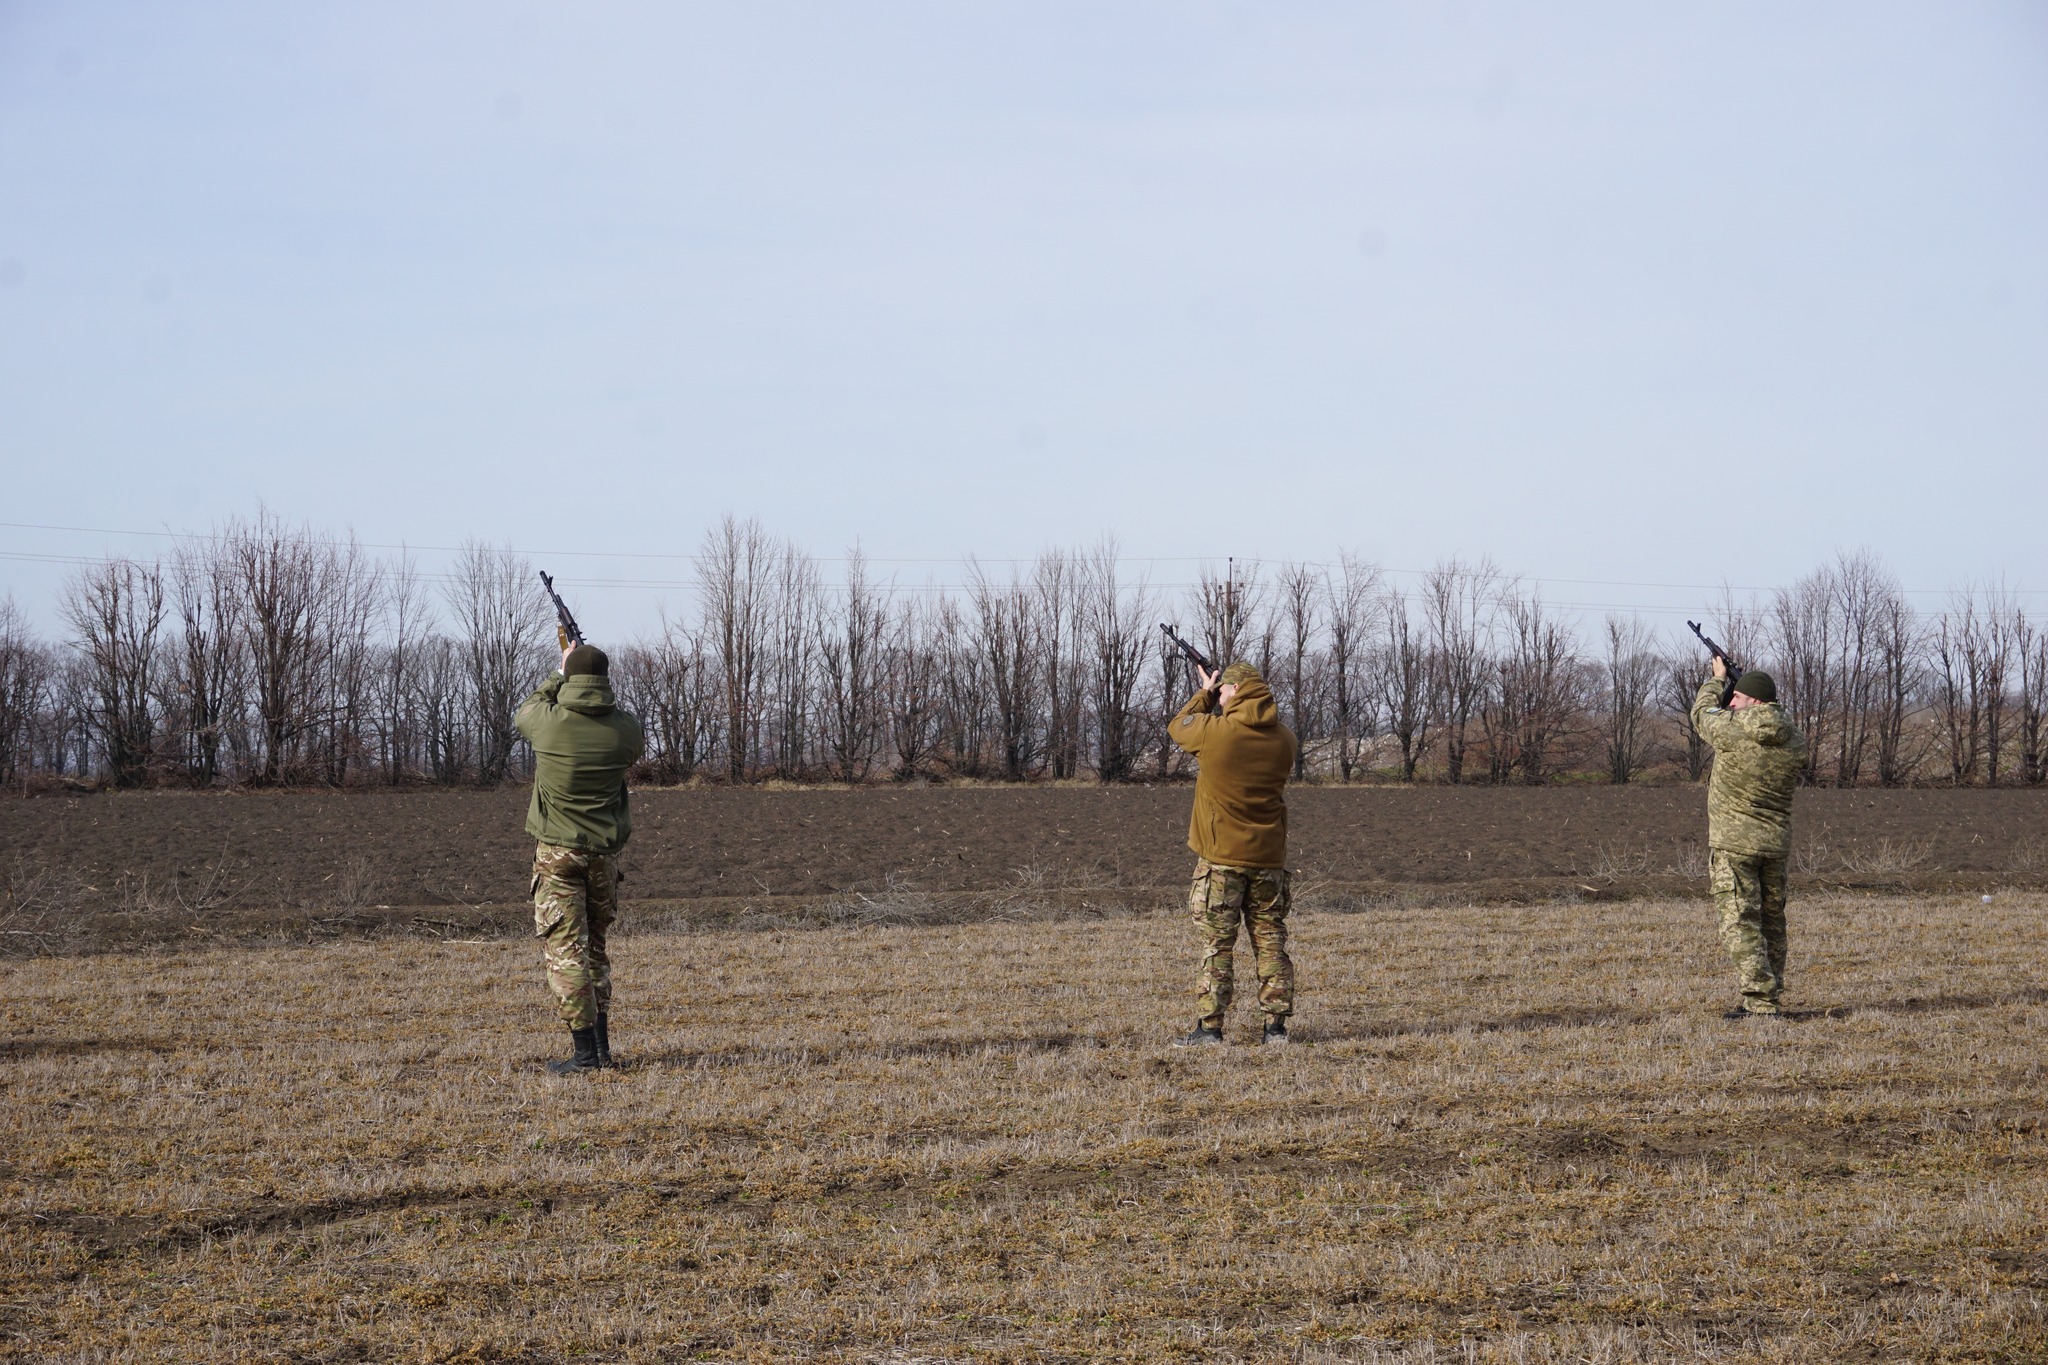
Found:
[1732,669,1776,703]
[564,644,610,678]
[1219,661,1261,687]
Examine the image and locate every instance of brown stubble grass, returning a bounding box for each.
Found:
[2,892,2044,1363]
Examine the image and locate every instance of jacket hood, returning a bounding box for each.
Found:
[558,674,618,716]
[1223,677,1280,728]
[1739,701,1795,747]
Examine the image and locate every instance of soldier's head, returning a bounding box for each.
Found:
[564,644,610,678]
[1218,660,1261,706]
[1730,669,1776,709]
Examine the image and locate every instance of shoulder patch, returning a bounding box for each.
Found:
[1179,716,1194,727]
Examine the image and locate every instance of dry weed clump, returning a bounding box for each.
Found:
[2,893,2044,1362]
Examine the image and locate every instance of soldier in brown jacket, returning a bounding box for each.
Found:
[1167,660,1299,1046]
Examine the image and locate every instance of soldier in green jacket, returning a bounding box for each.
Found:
[1690,657,1807,1019]
[1166,660,1299,1047]
[514,643,646,1073]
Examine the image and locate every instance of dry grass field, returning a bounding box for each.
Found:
[4,889,2045,1362]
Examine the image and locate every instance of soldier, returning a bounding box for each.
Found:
[514,642,646,1074]
[1690,655,1806,1019]
[1166,660,1299,1046]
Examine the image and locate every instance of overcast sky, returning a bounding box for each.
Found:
[2,2,2044,639]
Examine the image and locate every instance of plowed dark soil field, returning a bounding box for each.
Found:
[4,785,2042,952]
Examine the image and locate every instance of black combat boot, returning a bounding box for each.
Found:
[1261,1016,1290,1045]
[1173,1022,1225,1047]
[546,1026,602,1075]
[594,1014,615,1069]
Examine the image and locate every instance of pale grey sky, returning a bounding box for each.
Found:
[2,2,2044,637]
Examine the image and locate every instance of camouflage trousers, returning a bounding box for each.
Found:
[1188,859,1294,1027]
[531,842,618,1030]
[1710,848,1788,1014]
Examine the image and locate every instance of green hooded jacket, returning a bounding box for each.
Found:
[1168,677,1297,869]
[1690,676,1806,856]
[514,672,647,854]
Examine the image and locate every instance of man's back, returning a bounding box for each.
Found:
[516,672,646,854]
[1172,676,1296,869]
[1691,680,1805,855]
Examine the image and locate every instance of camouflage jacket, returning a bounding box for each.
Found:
[515,672,646,854]
[1169,677,1296,869]
[1690,676,1805,856]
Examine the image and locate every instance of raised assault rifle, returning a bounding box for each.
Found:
[1159,623,1217,701]
[541,571,586,651]
[1687,620,1737,707]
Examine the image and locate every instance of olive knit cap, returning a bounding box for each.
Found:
[1219,661,1261,687]
[1732,669,1776,703]
[563,644,610,678]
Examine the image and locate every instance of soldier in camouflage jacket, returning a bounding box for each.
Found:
[1690,658,1806,1018]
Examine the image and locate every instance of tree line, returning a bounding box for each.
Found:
[2,515,2043,791]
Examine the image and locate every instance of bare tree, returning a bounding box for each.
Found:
[2017,609,2047,786]
[1601,614,1658,784]
[61,558,167,787]
[228,511,338,785]
[378,550,431,783]
[1036,550,1084,779]
[1189,558,1263,677]
[766,541,821,779]
[1662,652,1709,781]
[884,595,941,780]
[814,549,889,782]
[1485,586,1583,784]
[1324,553,1382,782]
[1769,565,1838,786]
[1705,587,1766,670]
[445,540,546,785]
[615,611,717,783]
[1980,584,2018,787]
[1080,538,1154,782]
[1871,588,1923,787]
[1147,627,1195,780]
[1422,557,1497,784]
[0,597,55,791]
[932,594,993,776]
[48,654,95,778]
[317,536,381,785]
[1273,562,1323,779]
[167,532,245,786]
[1826,550,1892,784]
[1932,587,1992,785]
[700,515,773,782]
[1374,585,1433,782]
[412,635,471,785]
[968,559,1041,781]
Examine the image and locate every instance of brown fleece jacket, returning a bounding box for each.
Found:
[1167,678,1297,869]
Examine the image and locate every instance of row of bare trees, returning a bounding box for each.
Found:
[2,518,2044,790]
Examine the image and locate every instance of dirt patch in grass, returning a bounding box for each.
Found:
[3,785,2043,953]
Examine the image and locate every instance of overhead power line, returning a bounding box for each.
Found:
[1,519,2038,601]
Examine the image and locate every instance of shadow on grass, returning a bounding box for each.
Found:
[1314,1005,1658,1043]
[0,1034,186,1060]
[628,1030,1102,1071]
[1792,986,2048,1022]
